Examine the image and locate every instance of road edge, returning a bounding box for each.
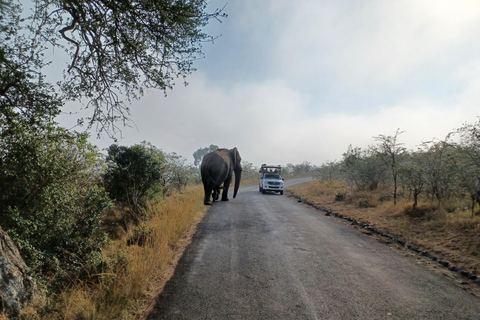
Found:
[285,190,480,297]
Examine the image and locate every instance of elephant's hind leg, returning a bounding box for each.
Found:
[221,176,232,201]
[204,196,213,205]
[204,191,213,205]
[202,177,213,205]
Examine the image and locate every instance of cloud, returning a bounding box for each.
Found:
[84,67,478,167]
[56,0,480,169]
[273,0,480,89]
[110,74,307,165]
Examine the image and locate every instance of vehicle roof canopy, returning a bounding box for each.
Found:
[259,164,282,174]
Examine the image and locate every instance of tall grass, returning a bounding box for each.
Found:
[20,185,207,320]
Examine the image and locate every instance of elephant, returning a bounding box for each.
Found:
[212,185,222,201]
[201,147,242,205]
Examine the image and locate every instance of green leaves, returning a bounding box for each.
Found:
[193,144,219,166]
[2,0,226,134]
[29,0,226,132]
[104,142,166,217]
[0,125,112,289]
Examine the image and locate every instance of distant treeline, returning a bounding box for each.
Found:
[192,144,318,182]
[312,121,480,214]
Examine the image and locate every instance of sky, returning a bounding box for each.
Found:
[56,0,480,167]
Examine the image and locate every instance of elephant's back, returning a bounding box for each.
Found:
[201,152,231,183]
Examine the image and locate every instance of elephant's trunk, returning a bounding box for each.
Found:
[233,170,242,198]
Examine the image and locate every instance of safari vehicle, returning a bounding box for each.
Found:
[259,164,284,195]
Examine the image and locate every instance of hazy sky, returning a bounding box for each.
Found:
[57,0,480,167]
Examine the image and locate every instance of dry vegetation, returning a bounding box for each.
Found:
[288,180,480,287]
[16,185,208,320]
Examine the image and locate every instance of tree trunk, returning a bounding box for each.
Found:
[413,193,418,210]
[472,195,475,218]
[393,175,397,205]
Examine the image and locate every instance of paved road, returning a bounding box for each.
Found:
[148,178,480,319]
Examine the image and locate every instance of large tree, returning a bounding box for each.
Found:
[193,144,219,166]
[20,0,226,132]
[1,0,111,288]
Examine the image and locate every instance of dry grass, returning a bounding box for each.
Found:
[18,185,207,320]
[289,180,480,276]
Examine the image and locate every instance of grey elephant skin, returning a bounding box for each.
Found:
[201,148,242,205]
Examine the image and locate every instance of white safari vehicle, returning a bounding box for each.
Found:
[259,164,284,195]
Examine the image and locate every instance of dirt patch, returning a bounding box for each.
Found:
[287,181,480,297]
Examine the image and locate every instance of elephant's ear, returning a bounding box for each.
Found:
[231,147,241,169]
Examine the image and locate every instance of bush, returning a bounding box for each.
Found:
[345,190,378,208]
[0,126,112,289]
[335,193,345,201]
[104,142,166,224]
[403,203,437,218]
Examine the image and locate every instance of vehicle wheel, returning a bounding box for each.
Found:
[262,189,266,194]
[259,185,262,192]
[280,191,284,195]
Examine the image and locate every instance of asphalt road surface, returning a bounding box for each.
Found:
[148,178,480,319]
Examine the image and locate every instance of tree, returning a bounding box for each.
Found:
[292,161,315,175]
[453,119,480,168]
[342,145,388,191]
[240,160,258,180]
[447,119,480,214]
[104,142,166,220]
[418,140,455,207]
[374,129,406,205]
[313,160,342,181]
[282,163,295,176]
[27,0,227,132]
[193,144,219,166]
[399,152,426,210]
[447,145,480,216]
[373,129,405,204]
[163,152,197,192]
[1,1,112,287]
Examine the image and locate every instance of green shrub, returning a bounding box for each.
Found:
[104,142,166,223]
[0,126,111,290]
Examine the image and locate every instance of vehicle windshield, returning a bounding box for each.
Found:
[265,173,281,179]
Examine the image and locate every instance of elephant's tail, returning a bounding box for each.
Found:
[207,175,221,187]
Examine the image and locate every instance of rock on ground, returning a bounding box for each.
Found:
[0,226,36,316]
